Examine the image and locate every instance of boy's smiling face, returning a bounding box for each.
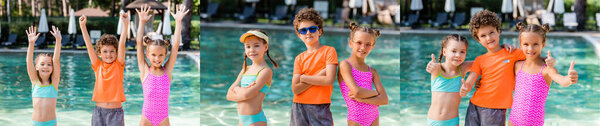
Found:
[476,25,501,52]
[296,21,322,46]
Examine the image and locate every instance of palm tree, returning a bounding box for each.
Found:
[182,0,192,50]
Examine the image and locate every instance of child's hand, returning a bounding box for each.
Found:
[79,15,87,25]
[171,4,190,22]
[501,44,516,53]
[545,50,556,68]
[426,54,440,73]
[135,4,152,23]
[120,12,130,25]
[567,61,578,84]
[26,26,40,45]
[49,26,61,40]
[459,79,470,97]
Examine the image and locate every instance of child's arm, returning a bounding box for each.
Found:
[299,64,337,86]
[26,26,40,83]
[49,26,62,88]
[227,68,273,101]
[164,5,189,80]
[135,5,151,81]
[116,12,129,65]
[226,69,244,101]
[292,74,312,95]
[351,68,389,105]
[547,61,578,87]
[79,15,98,65]
[339,61,378,98]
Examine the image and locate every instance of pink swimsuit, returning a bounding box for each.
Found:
[509,62,548,126]
[142,67,171,126]
[340,60,379,125]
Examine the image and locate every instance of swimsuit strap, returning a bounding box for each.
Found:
[519,61,525,72]
[345,60,354,69]
[539,64,546,74]
[256,66,267,75]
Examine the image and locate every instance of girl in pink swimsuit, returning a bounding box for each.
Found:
[134,4,189,126]
[338,23,389,126]
[509,22,579,126]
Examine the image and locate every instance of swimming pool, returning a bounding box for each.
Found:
[399,33,600,125]
[0,53,200,125]
[200,27,401,125]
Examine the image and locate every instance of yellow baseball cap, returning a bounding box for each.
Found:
[239,30,269,45]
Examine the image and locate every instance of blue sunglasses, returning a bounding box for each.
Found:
[297,26,319,35]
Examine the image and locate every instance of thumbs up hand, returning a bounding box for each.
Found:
[459,79,470,97]
[567,61,578,84]
[426,54,441,73]
[545,50,556,68]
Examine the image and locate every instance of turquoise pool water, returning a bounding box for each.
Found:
[400,34,600,125]
[0,53,200,125]
[200,27,401,125]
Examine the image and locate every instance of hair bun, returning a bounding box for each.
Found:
[516,22,525,31]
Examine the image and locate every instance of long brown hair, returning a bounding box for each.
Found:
[242,30,279,73]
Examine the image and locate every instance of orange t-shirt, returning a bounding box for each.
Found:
[292,45,338,104]
[91,59,126,102]
[470,49,525,109]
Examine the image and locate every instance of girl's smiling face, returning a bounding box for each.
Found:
[443,40,467,66]
[519,32,545,58]
[35,56,53,80]
[349,31,376,59]
[146,45,168,68]
[244,36,268,61]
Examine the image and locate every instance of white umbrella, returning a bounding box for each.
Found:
[285,0,296,6]
[246,0,259,3]
[513,0,525,18]
[444,0,455,12]
[162,10,172,36]
[410,0,423,11]
[68,9,76,35]
[501,0,513,13]
[38,9,49,33]
[349,0,362,8]
[553,0,565,14]
[117,10,125,35]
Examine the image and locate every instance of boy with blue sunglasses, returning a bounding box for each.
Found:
[290,8,338,126]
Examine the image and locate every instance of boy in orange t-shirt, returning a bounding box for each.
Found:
[427,10,555,125]
[290,8,338,125]
[80,14,128,126]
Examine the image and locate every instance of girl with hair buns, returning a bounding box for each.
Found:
[426,34,472,126]
[226,29,279,126]
[134,4,189,126]
[337,22,388,126]
[508,22,579,126]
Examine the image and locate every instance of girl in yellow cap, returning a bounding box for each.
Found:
[226,29,279,126]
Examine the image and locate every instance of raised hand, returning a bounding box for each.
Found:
[25,26,40,45]
[426,54,440,73]
[170,4,190,22]
[49,26,62,40]
[120,12,130,25]
[567,61,578,84]
[79,15,87,26]
[545,50,556,68]
[135,4,152,23]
